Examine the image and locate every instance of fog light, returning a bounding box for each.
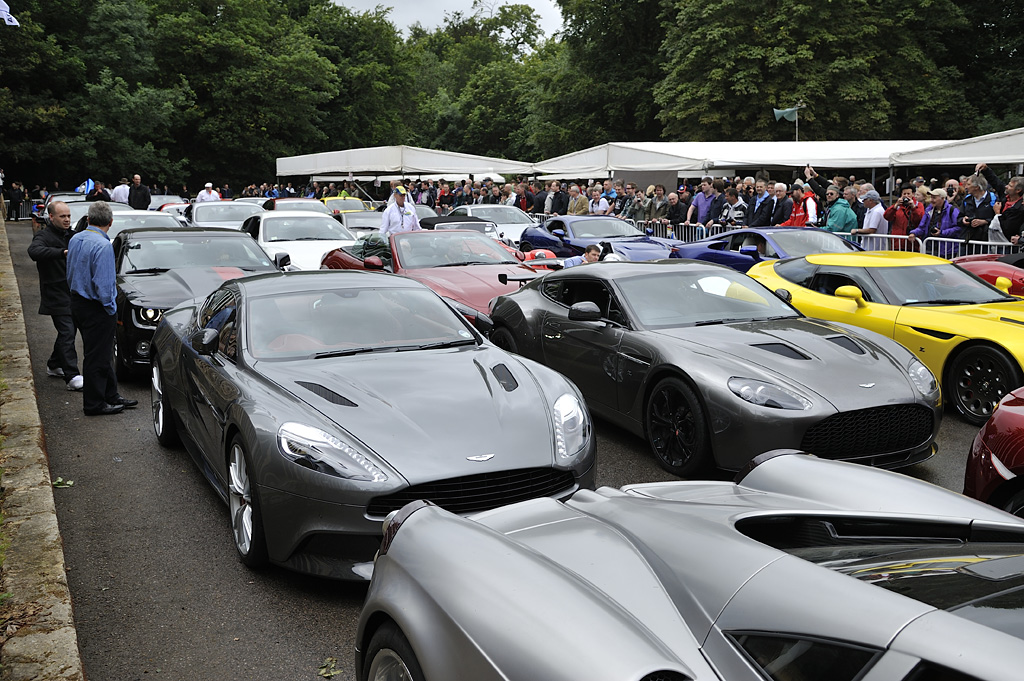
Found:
[136,341,151,358]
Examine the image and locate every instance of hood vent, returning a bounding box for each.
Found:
[491,364,519,392]
[296,381,357,407]
[825,335,865,355]
[751,343,809,361]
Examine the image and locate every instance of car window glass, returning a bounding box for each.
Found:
[729,633,878,681]
[199,289,233,329]
[732,233,778,258]
[559,279,626,324]
[540,280,563,303]
[810,268,880,302]
[200,289,239,361]
[774,258,817,287]
[546,220,564,234]
[902,662,983,681]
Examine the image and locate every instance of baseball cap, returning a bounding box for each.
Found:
[205,182,213,188]
[862,190,881,202]
[928,187,947,197]
[393,186,407,195]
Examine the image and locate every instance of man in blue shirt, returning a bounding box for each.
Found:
[563,244,601,268]
[67,202,138,416]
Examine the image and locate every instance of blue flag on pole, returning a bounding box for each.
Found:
[773,107,800,122]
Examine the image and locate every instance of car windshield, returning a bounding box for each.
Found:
[276,200,331,214]
[120,235,274,273]
[343,212,382,228]
[393,231,517,268]
[68,201,133,224]
[325,198,365,211]
[568,218,642,238]
[263,216,355,242]
[435,222,497,236]
[193,203,263,221]
[794,543,1024,643]
[246,287,476,360]
[768,230,860,257]
[616,269,799,328]
[149,195,183,209]
[415,205,438,219]
[109,213,182,238]
[466,206,533,224]
[869,263,1014,305]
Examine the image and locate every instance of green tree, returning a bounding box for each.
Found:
[655,0,970,141]
[961,3,1024,135]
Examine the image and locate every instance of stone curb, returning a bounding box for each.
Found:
[0,218,85,681]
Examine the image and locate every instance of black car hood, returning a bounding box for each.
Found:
[255,345,558,482]
[119,266,257,308]
[651,317,917,409]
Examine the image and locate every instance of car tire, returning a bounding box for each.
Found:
[645,376,711,477]
[228,436,269,568]
[362,622,425,681]
[1003,489,1024,519]
[151,359,179,447]
[519,241,533,252]
[489,326,519,354]
[949,345,1023,426]
[113,334,130,381]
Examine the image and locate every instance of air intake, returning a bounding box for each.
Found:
[825,335,864,355]
[491,364,518,391]
[296,381,357,407]
[751,343,809,360]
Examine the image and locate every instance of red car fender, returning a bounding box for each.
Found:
[956,260,1024,297]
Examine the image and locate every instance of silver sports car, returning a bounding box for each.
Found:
[489,260,942,475]
[357,450,1024,681]
[150,270,595,579]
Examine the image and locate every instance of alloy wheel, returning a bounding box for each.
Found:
[367,649,415,681]
[228,443,254,556]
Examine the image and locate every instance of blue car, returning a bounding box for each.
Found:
[672,227,862,271]
[518,215,686,262]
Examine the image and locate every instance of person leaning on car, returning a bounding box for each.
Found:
[27,201,83,391]
[563,244,601,268]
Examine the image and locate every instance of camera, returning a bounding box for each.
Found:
[901,197,910,205]
[946,187,956,196]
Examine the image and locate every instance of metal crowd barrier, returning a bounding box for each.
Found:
[920,237,1016,259]
[854,234,920,252]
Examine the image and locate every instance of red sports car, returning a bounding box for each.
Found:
[954,252,1024,296]
[964,386,1024,516]
[321,230,537,330]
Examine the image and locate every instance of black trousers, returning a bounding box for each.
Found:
[47,313,80,380]
[70,293,118,412]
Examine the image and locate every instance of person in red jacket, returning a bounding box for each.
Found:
[883,185,925,250]
[780,184,819,227]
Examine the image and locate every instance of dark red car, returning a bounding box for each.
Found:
[954,253,1024,297]
[964,386,1024,516]
[321,230,537,330]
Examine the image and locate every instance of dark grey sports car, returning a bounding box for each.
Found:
[150,271,595,579]
[489,260,942,475]
[358,451,1024,681]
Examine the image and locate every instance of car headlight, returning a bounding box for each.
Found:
[277,422,387,482]
[728,378,812,410]
[134,307,164,325]
[553,393,590,460]
[908,358,938,395]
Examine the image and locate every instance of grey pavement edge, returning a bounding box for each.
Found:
[0,217,85,681]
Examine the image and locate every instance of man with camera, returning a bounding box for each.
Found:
[719,187,747,226]
[883,185,925,246]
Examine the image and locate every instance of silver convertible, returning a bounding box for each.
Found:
[489,261,942,476]
[149,270,595,579]
[358,451,1024,681]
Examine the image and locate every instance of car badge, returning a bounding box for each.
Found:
[859,383,876,388]
[467,454,495,462]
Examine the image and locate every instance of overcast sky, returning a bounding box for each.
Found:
[334,0,565,38]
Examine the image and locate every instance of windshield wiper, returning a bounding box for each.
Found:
[693,318,749,326]
[903,299,988,306]
[124,267,170,274]
[313,347,396,359]
[293,237,336,241]
[435,261,505,267]
[397,339,478,351]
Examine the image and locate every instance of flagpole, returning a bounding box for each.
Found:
[795,109,799,142]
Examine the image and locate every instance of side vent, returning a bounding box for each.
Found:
[296,381,357,407]
[491,364,519,392]
[751,343,809,360]
[826,335,865,355]
[910,327,956,340]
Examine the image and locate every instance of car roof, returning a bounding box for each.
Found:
[257,211,336,220]
[234,270,426,295]
[546,259,734,280]
[804,251,947,267]
[117,227,244,239]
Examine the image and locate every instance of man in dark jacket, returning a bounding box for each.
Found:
[128,174,151,211]
[27,201,82,390]
[958,173,997,242]
[998,176,1024,245]
[770,182,794,225]
[532,181,548,214]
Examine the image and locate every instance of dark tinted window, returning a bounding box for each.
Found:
[809,267,883,302]
[773,258,817,287]
[903,661,983,681]
[540,280,563,303]
[730,633,878,681]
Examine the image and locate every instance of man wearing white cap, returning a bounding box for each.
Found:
[379,185,421,238]
[852,190,887,235]
[195,182,221,203]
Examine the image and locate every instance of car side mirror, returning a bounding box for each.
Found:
[365,255,385,270]
[568,301,602,322]
[995,276,1012,294]
[739,245,761,260]
[774,288,792,303]
[274,252,291,269]
[190,328,219,355]
[552,229,566,239]
[834,285,867,308]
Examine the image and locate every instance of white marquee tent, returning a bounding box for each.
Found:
[276,145,533,178]
[889,127,1024,166]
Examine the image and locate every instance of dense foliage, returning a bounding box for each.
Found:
[0,0,1016,188]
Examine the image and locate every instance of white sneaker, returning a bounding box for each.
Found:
[67,375,84,391]
[47,366,64,377]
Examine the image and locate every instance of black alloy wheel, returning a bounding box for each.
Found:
[489,327,519,354]
[950,346,1023,426]
[645,377,710,477]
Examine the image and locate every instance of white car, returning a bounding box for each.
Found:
[447,204,537,244]
[240,211,357,270]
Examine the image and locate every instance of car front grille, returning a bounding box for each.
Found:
[367,468,577,517]
[801,404,934,460]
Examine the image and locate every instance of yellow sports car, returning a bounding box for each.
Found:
[323,196,370,214]
[748,251,1024,425]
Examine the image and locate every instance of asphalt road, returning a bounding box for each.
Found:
[7,223,980,680]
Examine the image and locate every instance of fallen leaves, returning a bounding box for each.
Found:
[317,657,343,678]
[52,477,74,488]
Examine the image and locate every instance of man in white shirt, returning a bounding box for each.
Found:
[109,178,130,204]
[195,182,221,203]
[380,186,421,238]
[852,190,887,235]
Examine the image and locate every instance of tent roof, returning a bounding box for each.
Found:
[533,140,949,176]
[889,127,1024,166]
[277,145,533,177]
